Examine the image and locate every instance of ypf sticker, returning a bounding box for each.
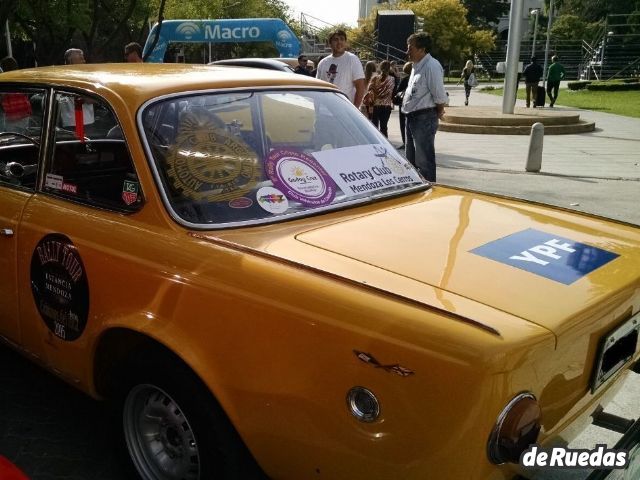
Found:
[30,234,89,341]
[471,229,619,285]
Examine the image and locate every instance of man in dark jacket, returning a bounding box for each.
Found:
[522,57,543,108]
[294,55,312,76]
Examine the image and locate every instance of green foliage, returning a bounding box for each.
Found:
[556,0,640,22]
[549,14,600,42]
[4,0,297,66]
[351,0,495,64]
[461,0,509,29]
[567,80,591,90]
[586,81,640,91]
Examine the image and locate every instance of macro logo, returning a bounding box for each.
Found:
[176,22,201,40]
[276,29,293,47]
[277,30,292,42]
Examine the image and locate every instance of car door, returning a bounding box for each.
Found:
[0,87,47,344]
[15,89,145,377]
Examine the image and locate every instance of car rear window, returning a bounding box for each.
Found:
[141,89,426,228]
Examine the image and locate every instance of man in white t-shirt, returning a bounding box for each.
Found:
[315,30,365,107]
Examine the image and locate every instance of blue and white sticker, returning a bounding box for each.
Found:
[470,228,619,285]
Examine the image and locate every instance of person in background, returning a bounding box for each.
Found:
[401,32,447,182]
[0,57,32,133]
[368,60,395,137]
[294,54,312,76]
[315,29,365,107]
[522,56,543,108]
[124,42,143,63]
[459,59,475,106]
[546,55,566,107]
[64,48,86,65]
[361,60,377,119]
[394,61,412,149]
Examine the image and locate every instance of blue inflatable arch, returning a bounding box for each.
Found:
[143,18,301,62]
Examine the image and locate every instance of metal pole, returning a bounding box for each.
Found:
[502,0,524,114]
[531,11,539,58]
[5,20,12,58]
[542,0,554,88]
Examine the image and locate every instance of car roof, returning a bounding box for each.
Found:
[0,63,333,110]
[209,58,294,72]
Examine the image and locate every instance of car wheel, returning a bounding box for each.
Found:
[118,354,264,480]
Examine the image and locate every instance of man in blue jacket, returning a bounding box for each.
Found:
[523,57,543,108]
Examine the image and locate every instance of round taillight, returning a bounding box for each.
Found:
[347,387,380,422]
[487,392,541,464]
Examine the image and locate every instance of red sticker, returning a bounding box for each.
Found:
[229,197,253,209]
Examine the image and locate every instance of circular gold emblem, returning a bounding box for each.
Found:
[166,110,261,202]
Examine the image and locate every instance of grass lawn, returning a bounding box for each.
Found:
[481,87,640,119]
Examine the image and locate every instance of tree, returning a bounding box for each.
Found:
[351,0,494,65]
[461,0,509,29]
[548,14,599,42]
[555,0,640,22]
[400,0,494,62]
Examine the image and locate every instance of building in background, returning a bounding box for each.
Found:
[359,0,398,22]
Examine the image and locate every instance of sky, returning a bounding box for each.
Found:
[283,0,359,27]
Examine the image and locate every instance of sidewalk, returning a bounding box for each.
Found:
[387,86,640,225]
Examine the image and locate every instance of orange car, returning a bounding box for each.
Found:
[0,64,639,480]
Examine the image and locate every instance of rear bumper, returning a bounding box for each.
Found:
[516,360,640,479]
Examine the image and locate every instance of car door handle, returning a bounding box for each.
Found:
[1,228,14,237]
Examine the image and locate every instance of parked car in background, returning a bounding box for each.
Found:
[208,57,295,72]
[1,64,639,480]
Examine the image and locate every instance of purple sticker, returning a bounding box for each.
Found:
[265,149,336,206]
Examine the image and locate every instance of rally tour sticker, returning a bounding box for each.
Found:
[256,186,289,214]
[265,149,336,206]
[30,234,89,341]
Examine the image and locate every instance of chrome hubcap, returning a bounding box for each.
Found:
[123,384,200,480]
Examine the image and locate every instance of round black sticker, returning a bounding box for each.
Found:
[30,234,89,341]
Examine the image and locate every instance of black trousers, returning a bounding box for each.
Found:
[547,81,560,103]
[372,106,392,137]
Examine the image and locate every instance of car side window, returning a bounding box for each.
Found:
[45,92,143,211]
[0,88,46,190]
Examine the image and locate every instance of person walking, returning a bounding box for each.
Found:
[522,57,543,108]
[459,59,476,106]
[546,55,566,107]
[401,32,448,182]
[124,42,143,63]
[361,60,377,119]
[368,60,395,137]
[394,62,412,149]
[315,29,365,107]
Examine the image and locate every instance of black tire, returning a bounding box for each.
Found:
[116,352,265,480]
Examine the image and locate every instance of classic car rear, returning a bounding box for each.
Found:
[0,64,639,480]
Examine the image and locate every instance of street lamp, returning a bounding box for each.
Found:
[530,9,540,58]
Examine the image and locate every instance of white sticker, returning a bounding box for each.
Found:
[256,186,289,214]
[313,144,422,197]
[45,173,63,190]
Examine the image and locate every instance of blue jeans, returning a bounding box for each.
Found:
[405,109,439,182]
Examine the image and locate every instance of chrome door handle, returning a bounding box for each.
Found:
[1,228,14,237]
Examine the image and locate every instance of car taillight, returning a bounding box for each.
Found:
[487,392,541,464]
